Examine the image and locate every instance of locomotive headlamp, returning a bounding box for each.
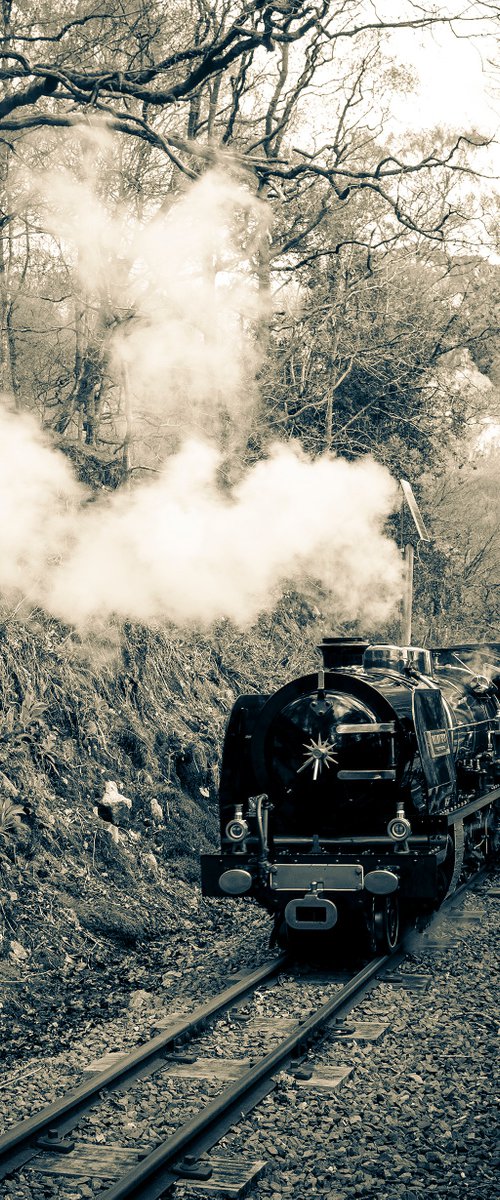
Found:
[225,805,249,843]
[387,804,411,843]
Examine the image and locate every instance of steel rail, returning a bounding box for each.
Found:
[0,954,286,1176]
[100,952,390,1200]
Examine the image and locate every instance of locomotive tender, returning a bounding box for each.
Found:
[201,638,500,952]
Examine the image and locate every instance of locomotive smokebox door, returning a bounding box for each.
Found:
[412,689,457,813]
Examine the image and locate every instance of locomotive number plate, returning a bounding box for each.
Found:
[425,728,450,758]
[269,863,364,892]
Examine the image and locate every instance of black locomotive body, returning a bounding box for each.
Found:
[201,639,500,952]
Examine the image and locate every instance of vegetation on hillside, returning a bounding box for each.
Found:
[0,594,323,1045]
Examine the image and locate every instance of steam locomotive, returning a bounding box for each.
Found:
[201,638,500,952]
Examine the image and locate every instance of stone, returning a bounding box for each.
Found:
[142,852,159,877]
[97,780,133,826]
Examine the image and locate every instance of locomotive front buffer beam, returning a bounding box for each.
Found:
[200,852,440,911]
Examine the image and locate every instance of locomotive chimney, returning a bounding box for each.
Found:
[318,637,369,670]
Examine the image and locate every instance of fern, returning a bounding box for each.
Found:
[0,797,25,840]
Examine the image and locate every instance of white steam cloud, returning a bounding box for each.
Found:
[4,143,404,629]
[0,407,81,597]
[0,406,402,628]
[23,147,267,444]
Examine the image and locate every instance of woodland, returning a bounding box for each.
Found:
[0,2,499,1005]
[0,1,498,632]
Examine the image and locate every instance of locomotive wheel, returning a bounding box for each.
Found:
[270,913,288,951]
[369,894,399,954]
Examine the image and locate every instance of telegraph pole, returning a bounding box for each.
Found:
[400,479,429,645]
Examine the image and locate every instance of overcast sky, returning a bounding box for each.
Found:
[387,18,498,138]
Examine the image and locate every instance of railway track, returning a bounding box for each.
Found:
[0,873,489,1200]
[0,952,392,1198]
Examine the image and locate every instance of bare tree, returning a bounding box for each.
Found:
[0,1,498,482]
[0,2,495,228]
